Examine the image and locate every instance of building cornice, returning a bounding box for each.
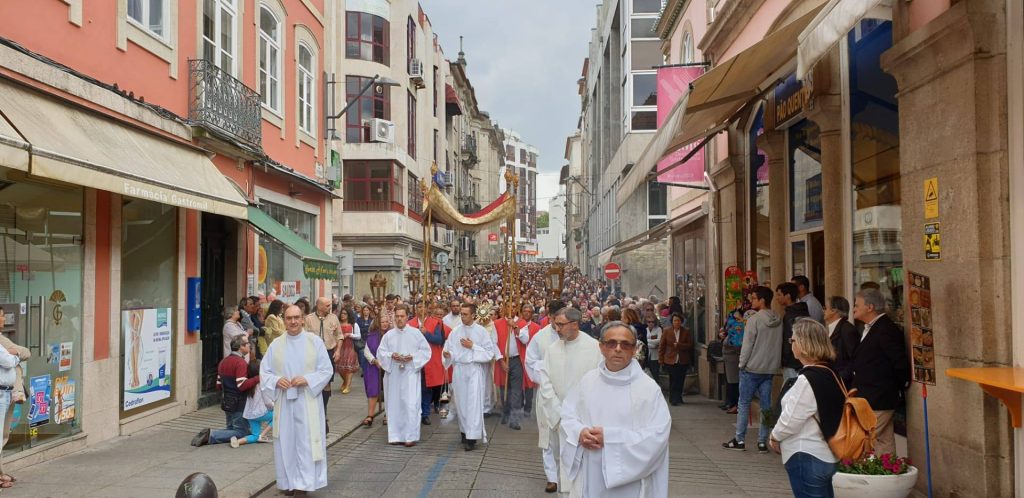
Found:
[656,0,690,39]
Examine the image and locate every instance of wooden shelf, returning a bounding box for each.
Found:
[947,367,1024,428]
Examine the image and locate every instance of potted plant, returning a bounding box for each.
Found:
[833,453,918,498]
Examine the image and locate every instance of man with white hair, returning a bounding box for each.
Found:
[560,321,671,497]
[304,297,341,424]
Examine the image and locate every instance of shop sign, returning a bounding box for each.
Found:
[924,223,940,260]
[277,281,300,297]
[303,260,339,280]
[408,259,422,269]
[767,74,814,130]
[122,308,173,411]
[488,233,499,245]
[517,250,539,256]
[908,272,935,385]
[924,177,939,219]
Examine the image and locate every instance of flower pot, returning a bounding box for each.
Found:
[832,466,918,498]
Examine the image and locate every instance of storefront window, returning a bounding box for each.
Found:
[789,120,823,232]
[121,199,177,416]
[0,170,84,453]
[257,202,316,304]
[749,107,770,283]
[260,201,314,243]
[850,21,902,324]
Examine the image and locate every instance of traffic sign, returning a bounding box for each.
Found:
[604,262,621,280]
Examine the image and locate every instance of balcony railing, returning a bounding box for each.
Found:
[188,59,262,147]
[344,200,405,213]
[462,135,478,166]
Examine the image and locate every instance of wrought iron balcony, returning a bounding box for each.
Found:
[462,135,478,166]
[188,59,262,147]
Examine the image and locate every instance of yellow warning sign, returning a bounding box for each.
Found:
[924,222,940,260]
[924,178,939,219]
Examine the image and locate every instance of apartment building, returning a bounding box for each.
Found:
[499,128,539,262]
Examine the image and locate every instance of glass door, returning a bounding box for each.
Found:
[0,172,83,453]
[789,233,826,303]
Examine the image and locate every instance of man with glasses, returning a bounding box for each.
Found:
[560,321,671,496]
[525,300,566,493]
[537,307,602,495]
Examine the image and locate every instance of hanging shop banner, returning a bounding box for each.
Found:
[303,260,339,280]
[122,308,173,411]
[724,266,743,312]
[908,272,935,385]
[29,374,51,427]
[657,65,706,184]
[53,375,76,425]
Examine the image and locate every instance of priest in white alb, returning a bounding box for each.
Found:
[377,304,432,447]
[525,299,565,493]
[259,305,336,496]
[538,306,602,496]
[559,321,671,497]
[442,302,498,451]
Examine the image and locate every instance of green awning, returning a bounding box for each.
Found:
[247,206,338,280]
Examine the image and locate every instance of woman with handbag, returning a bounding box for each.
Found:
[769,319,845,498]
[659,313,693,406]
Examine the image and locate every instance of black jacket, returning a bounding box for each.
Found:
[781,302,810,370]
[849,314,910,411]
[830,320,860,383]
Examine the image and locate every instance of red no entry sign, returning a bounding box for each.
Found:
[604,262,621,280]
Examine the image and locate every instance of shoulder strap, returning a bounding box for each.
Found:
[805,364,848,397]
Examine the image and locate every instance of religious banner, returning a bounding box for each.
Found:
[909,272,935,385]
[122,308,173,411]
[656,65,705,184]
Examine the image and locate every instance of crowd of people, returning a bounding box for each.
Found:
[191,262,910,497]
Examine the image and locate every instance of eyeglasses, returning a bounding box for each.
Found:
[788,338,797,344]
[553,320,575,327]
[600,340,637,351]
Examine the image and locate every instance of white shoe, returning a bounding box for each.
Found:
[258,434,273,443]
[230,436,240,448]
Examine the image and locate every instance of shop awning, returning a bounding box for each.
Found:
[445,84,463,116]
[611,202,706,256]
[797,0,892,79]
[0,113,29,172]
[0,80,249,218]
[617,5,824,208]
[247,206,338,280]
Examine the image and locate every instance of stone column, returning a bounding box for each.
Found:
[805,93,845,299]
[757,130,787,296]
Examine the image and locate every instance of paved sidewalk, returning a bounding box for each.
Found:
[5,379,374,498]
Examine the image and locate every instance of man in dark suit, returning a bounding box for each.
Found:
[850,288,910,456]
[824,296,859,383]
[775,282,809,381]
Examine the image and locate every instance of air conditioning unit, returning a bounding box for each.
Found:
[368,118,395,143]
[409,59,426,88]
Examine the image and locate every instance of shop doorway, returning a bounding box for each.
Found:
[200,213,229,398]
[789,231,825,302]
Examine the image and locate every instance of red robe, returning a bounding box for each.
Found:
[493,318,539,389]
[409,316,445,388]
[540,316,549,328]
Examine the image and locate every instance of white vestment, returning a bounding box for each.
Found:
[560,360,671,498]
[377,326,432,443]
[480,321,500,414]
[526,324,561,482]
[442,322,497,441]
[259,332,335,492]
[538,333,603,492]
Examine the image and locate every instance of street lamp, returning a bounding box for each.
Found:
[370,271,388,306]
[323,74,401,140]
[406,268,421,298]
[547,260,565,299]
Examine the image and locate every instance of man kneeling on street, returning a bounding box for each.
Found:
[192,335,259,446]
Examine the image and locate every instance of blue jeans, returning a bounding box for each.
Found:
[243,411,274,444]
[784,452,837,498]
[210,410,249,444]
[735,371,773,443]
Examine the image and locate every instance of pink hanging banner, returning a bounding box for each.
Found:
[656,65,705,184]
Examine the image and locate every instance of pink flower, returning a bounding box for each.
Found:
[842,459,853,466]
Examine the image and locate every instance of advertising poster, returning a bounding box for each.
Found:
[53,375,76,425]
[29,374,51,427]
[45,343,60,367]
[656,65,706,184]
[59,342,73,372]
[724,266,743,312]
[908,272,935,385]
[122,308,173,411]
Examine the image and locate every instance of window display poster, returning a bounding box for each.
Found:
[45,343,60,367]
[908,272,935,385]
[53,375,75,425]
[724,266,743,312]
[59,342,72,372]
[29,374,51,427]
[122,308,173,411]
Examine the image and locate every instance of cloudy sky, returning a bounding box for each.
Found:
[420,0,596,209]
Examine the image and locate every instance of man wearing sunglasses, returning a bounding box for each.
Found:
[537,307,602,495]
[559,321,671,496]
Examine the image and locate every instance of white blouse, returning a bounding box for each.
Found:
[770,375,838,464]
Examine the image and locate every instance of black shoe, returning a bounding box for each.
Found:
[718,403,729,410]
[500,415,509,425]
[758,441,769,454]
[722,438,745,451]
[464,439,476,451]
[191,428,210,447]
[421,417,431,426]
[670,400,680,406]
[461,432,466,443]
[326,422,330,434]
[509,423,521,431]
[434,406,440,414]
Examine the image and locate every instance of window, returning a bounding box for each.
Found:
[345,76,390,143]
[789,119,823,232]
[748,107,770,283]
[260,201,315,242]
[433,129,439,162]
[432,66,439,117]
[682,31,695,64]
[297,44,315,135]
[648,182,667,228]
[632,0,662,14]
[345,12,389,65]
[520,149,527,164]
[258,6,282,112]
[407,17,416,68]
[506,144,515,160]
[408,93,417,158]
[344,162,404,212]
[202,0,237,74]
[408,173,424,219]
[631,18,658,39]
[128,0,168,39]
[630,72,657,131]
